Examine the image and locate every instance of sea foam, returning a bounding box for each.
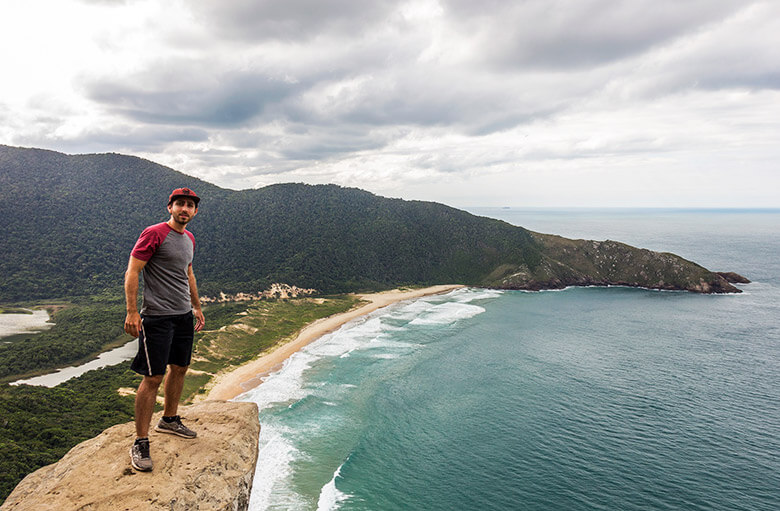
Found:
[316,461,352,510]
[248,424,306,510]
[240,350,318,411]
[409,302,486,325]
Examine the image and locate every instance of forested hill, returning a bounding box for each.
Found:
[0,145,742,302]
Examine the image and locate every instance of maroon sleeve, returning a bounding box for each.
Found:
[131,223,169,261]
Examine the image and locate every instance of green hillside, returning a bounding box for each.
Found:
[0,144,742,302]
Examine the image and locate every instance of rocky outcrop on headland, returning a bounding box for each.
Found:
[714,272,751,284]
[0,401,259,511]
[483,233,749,294]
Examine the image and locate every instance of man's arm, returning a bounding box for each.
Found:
[124,256,147,337]
[188,264,205,332]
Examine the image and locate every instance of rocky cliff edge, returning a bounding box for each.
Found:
[0,400,260,511]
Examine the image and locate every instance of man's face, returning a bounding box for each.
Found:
[168,197,198,225]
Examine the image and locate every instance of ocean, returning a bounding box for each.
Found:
[237,209,780,511]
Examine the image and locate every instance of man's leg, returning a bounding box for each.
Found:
[154,312,197,439]
[131,374,163,471]
[162,364,188,417]
[155,362,197,438]
[135,374,163,437]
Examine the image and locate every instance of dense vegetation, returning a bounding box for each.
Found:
[0,146,226,301]
[0,298,129,381]
[0,145,740,303]
[0,364,142,502]
[0,145,541,302]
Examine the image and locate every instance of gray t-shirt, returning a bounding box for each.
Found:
[130,222,195,315]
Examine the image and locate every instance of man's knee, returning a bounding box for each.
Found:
[141,374,164,388]
[168,364,189,376]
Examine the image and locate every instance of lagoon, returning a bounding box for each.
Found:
[10,339,137,387]
[0,309,53,340]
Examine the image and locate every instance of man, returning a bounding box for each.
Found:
[124,187,206,472]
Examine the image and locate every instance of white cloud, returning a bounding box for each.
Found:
[0,0,778,207]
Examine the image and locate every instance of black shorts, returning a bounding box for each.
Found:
[130,311,194,376]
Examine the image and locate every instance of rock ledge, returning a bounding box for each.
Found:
[1,400,259,511]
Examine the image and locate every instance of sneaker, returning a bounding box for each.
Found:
[154,415,197,439]
[130,438,153,472]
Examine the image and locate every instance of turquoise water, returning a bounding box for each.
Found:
[239,210,780,510]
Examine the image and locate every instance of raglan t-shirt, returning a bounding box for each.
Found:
[131,222,195,316]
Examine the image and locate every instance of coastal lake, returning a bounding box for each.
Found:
[237,209,779,511]
[0,309,53,340]
[10,339,137,387]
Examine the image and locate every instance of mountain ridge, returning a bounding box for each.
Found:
[0,144,745,302]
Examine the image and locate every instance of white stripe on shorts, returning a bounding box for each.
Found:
[140,320,152,375]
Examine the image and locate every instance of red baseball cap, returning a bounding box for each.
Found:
[168,187,200,206]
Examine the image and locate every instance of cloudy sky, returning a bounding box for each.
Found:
[1,0,779,207]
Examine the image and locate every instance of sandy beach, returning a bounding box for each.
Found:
[204,285,463,401]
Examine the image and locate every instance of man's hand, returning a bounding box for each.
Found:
[124,256,146,338]
[125,311,143,337]
[194,308,205,332]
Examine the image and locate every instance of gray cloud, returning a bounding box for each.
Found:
[80,1,620,148]
[83,68,301,127]
[279,62,589,138]
[672,9,780,91]
[601,2,780,97]
[276,126,394,161]
[444,0,745,69]
[190,0,398,42]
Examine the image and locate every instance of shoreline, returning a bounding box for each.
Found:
[203,284,464,401]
